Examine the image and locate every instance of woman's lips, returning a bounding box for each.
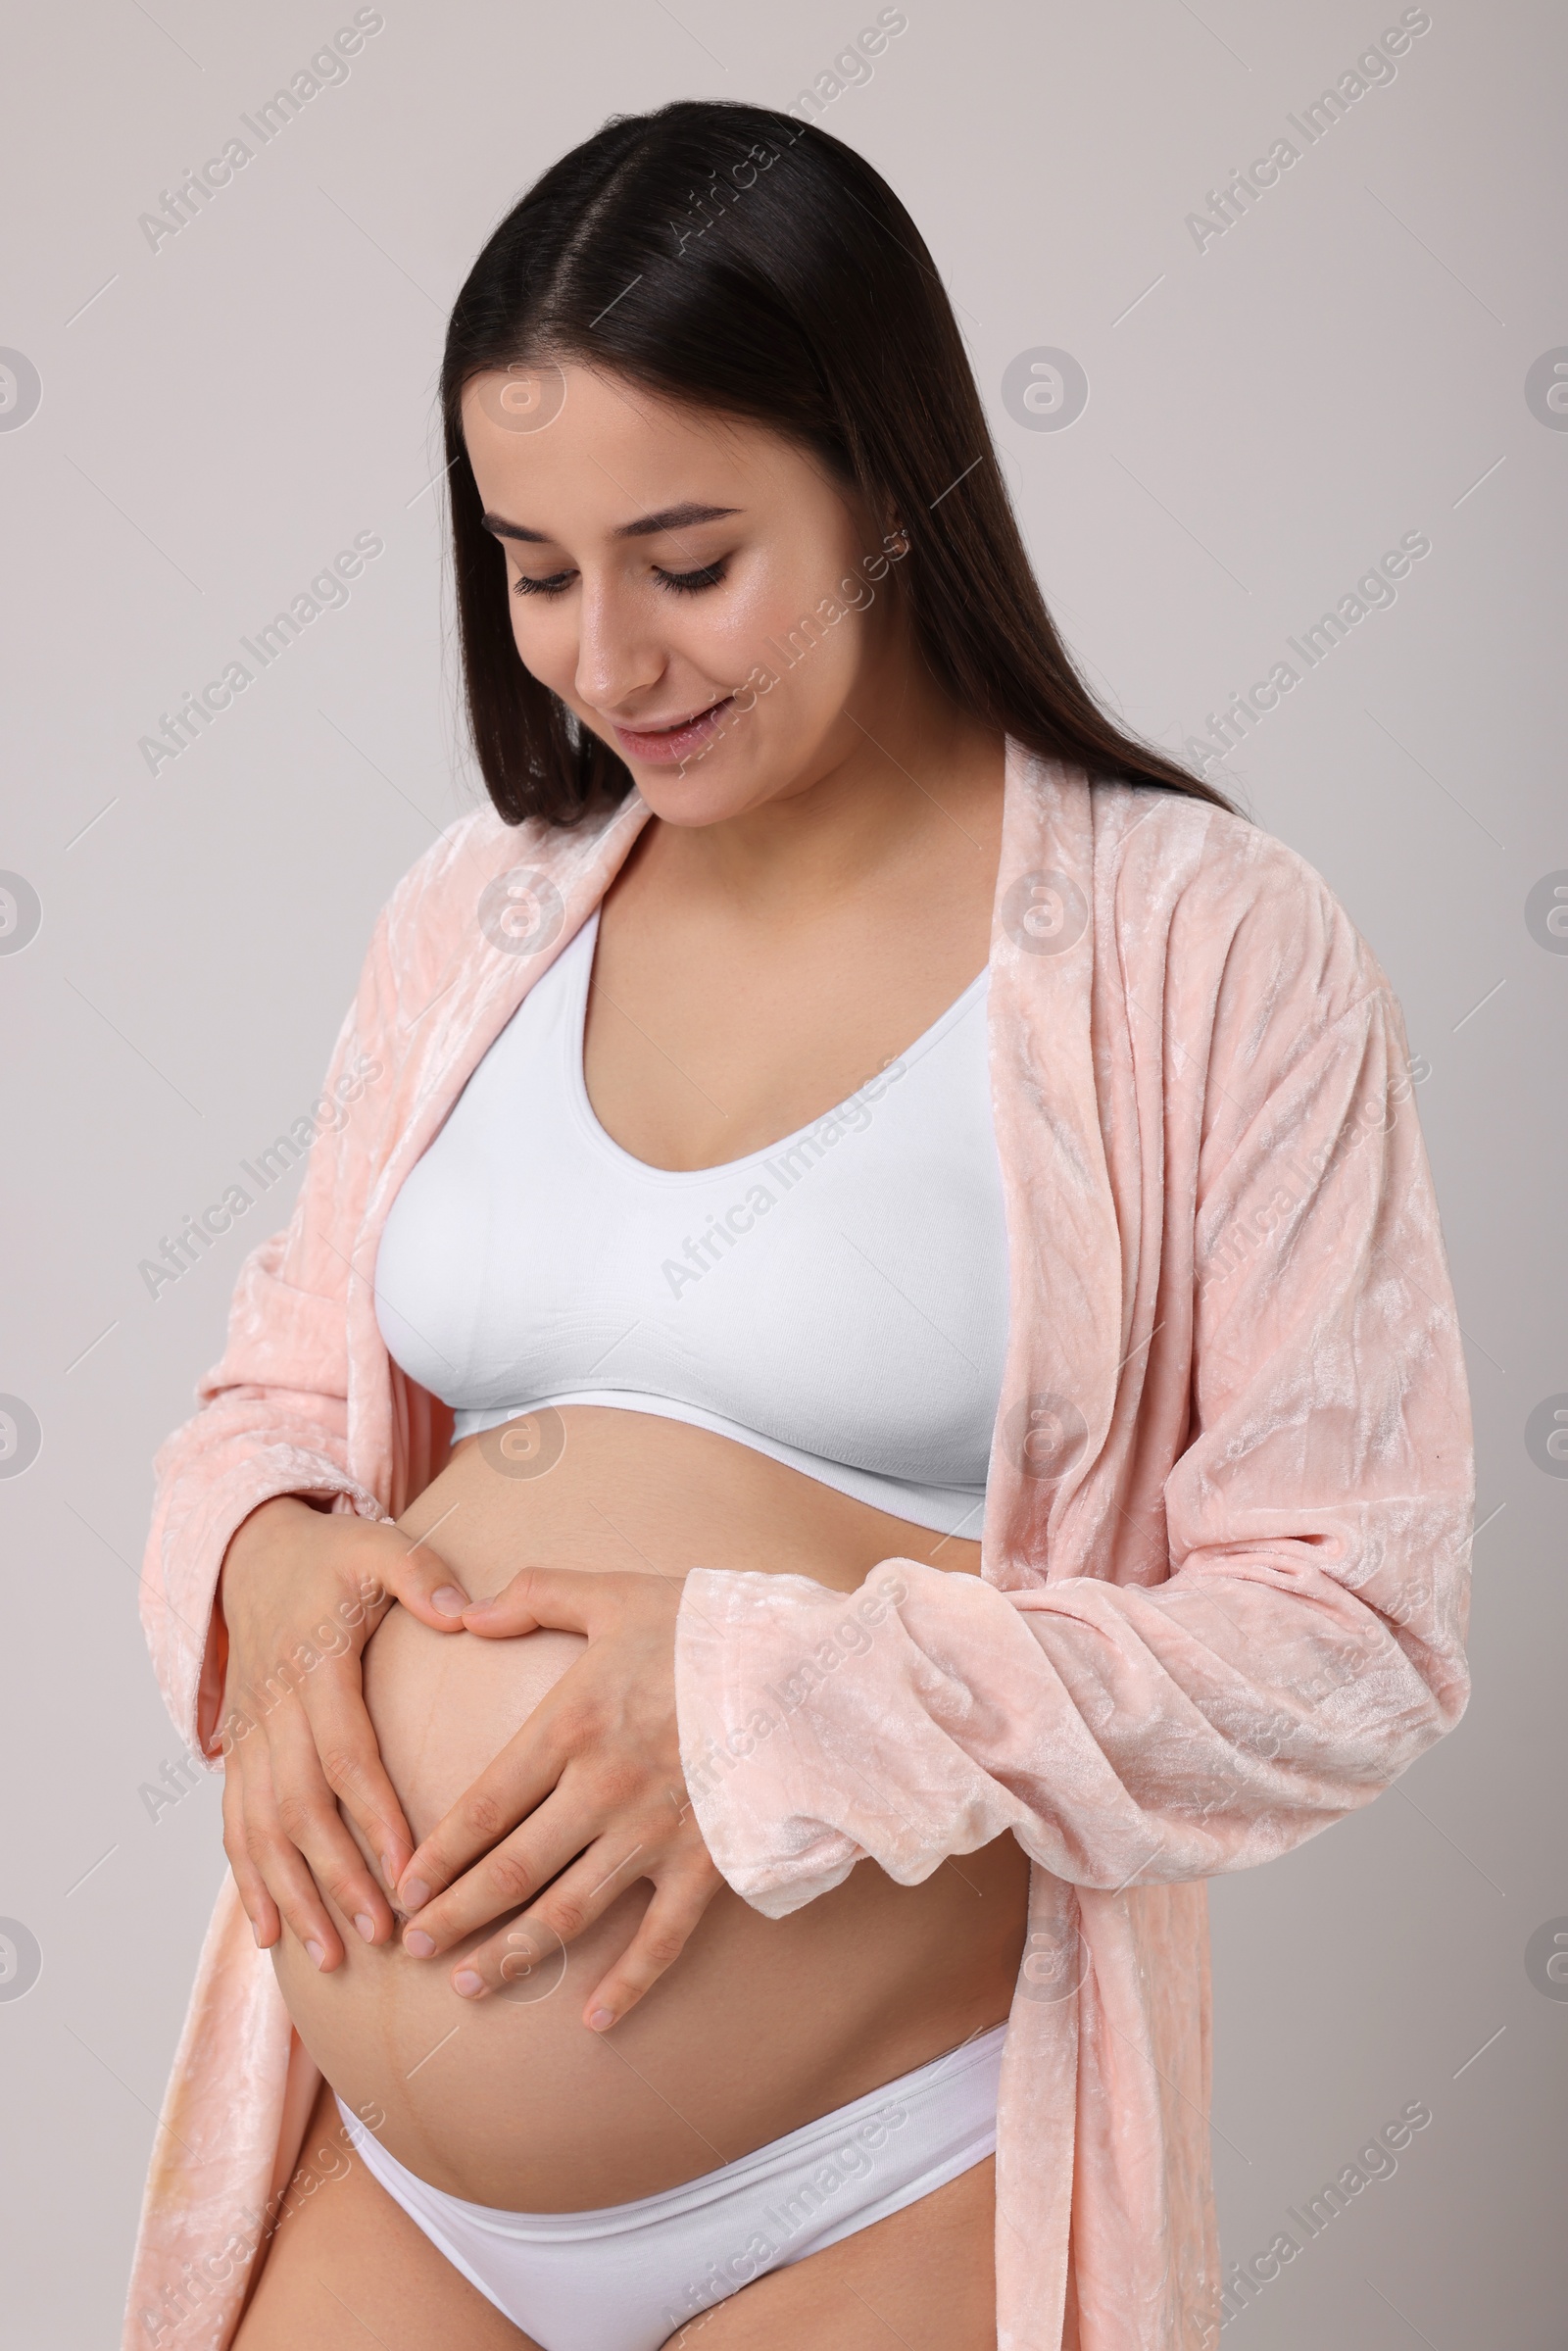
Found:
[612,697,735,766]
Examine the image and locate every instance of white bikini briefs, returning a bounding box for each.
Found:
[336,2019,1008,2350]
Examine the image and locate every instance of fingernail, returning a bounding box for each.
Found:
[306,1939,326,1970]
[404,1930,436,1958]
[431,1586,467,1616]
[250,1918,263,1947]
[588,2007,614,2032]
[453,1969,484,1998]
[401,1879,429,1912]
[355,1914,376,1943]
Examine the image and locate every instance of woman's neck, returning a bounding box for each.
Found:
[638,694,1006,930]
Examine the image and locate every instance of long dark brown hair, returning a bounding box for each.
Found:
[440,98,1233,827]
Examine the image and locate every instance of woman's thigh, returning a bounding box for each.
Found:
[231,2075,537,2351]
[660,2158,998,2351]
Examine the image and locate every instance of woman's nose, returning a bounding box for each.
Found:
[573,583,662,713]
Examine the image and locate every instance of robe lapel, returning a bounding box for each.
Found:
[348,791,655,1510]
[985,743,1125,1593]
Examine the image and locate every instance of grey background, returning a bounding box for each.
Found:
[1,1,1562,2343]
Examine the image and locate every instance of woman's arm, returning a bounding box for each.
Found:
[143,1030,394,1760]
[140,819,487,1959]
[140,808,491,1757]
[670,976,1473,1914]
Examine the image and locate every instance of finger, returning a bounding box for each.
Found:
[220,1752,280,1949]
[462,1565,601,1639]
[580,1864,722,2030]
[438,1832,656,1999]
[297,1664,416,1901]
[395,1720,566,1918]
[374,1521,476,1633]
[242,1757,347,1972]
[402,1788,597,1958]
[266,1706,399,1957]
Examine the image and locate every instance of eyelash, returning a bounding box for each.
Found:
[511,560,729,600]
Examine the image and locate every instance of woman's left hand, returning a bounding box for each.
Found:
[393,1567,727,2031]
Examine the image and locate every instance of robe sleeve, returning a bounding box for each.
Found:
[138,882,418,1770]
[673,977,1473,1914]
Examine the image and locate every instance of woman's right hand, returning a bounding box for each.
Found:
[216,1494,472,1973]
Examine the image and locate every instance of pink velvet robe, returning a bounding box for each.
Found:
[126,744,1472,2351]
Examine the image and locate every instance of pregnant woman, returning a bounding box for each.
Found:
[126,100,1473,2351]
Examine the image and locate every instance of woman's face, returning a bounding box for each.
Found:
[459,361,910,826]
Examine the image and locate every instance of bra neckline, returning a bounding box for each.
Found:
[564,906,991,1186]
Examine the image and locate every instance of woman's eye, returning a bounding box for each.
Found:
[654,560,728,594]
[510,559,729,599]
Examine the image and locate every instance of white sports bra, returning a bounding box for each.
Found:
[373,908,1011,1537]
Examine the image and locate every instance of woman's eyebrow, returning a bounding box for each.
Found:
[481,502,740,545]
[615,501,741,540]
[481,512,549,544]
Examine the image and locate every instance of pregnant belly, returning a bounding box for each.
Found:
[270,1406,1030,2213]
